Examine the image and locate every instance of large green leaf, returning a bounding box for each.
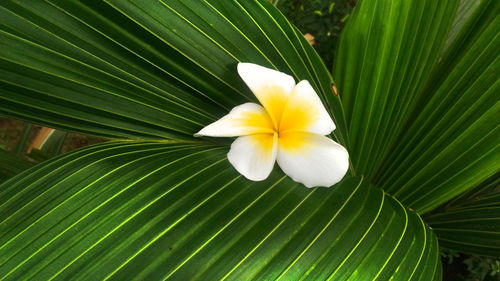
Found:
[440,0,497,71]
[334,0,499,213]
[0,141,439,280]
[425,173,500,258]
[427,207,500,259]
[0,149,35,183]
[443,172,500,209]
[374,0,500,213]
[442,0,484,52]
[333,0,460,176]
[1,0,497,278]
[0,0,347,143]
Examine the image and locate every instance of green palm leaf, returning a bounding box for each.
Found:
[0,0,498,279]
[426,173,500,258]
[334,0,499,213]
[374,0,500,213]
[334,0,460,177]
[428,206,500,259]
[442,0,484,52]
[0,142,439,280]
[0,149,35,183]
[0,0,346,143]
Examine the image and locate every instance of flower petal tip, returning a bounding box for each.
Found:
[236,62,251,77]
[193,128,205,137]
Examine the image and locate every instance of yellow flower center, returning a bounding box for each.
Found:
[247,85,321,154]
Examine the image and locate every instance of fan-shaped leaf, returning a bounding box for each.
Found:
[0,0,346,143]
[375,0,500,213]
[427,207,500,259]
[334,0,460,176]
[0,149,35,183]
[0,141,439,280]
[426,173,500,258]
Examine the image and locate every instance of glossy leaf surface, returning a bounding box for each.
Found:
[0,0,346,143]
[426,173,500,258]
[375,0,500,212]
[0,149,35,183]
[334,0,460,176]
[334,0,499,213]
[0,142,439,280]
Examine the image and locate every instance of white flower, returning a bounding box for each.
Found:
[196,63,349,188]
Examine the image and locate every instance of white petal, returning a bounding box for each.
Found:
[227,133,277,181]
[277,133,348,188]
[195,103,274,137]
[279,80,335,135]
[237,63,295,127]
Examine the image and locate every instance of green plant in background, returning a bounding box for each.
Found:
[277,0,355,69]
[0,121,103,183]
[0,0,498,280]
[463,256,500,281]
[441,248,500,281]
[0,123,56,183]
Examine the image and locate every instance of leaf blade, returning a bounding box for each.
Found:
[0,142,437,280]
[0,0,347,142]
[375,2,500,212]
[425,173,500,258]
[334,0,460,176]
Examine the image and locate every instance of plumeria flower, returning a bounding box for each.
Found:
[196,63,349,188]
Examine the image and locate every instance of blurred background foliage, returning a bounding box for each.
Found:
[0,1,497,280]
[0,118,105,183]
[276,0,356,69]
[441,249,500,281]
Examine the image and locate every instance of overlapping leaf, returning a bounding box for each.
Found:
[427,206,500,259]
[0,141,439,280]
[1,0,498,278]
[0,149,35,183]
[375,0,500,213]
[442,0,479,50]
[334,0,499,214]
[334,0,460,177]
[425,173,500,258]
[0,0,346,143]
[441,172,500,210]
